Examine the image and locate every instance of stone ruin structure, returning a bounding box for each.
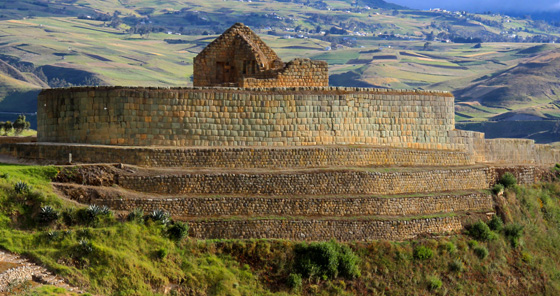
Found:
[1,24,560,241]
[193,23,328,88]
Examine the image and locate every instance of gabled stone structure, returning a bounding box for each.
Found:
[193,23,328,87]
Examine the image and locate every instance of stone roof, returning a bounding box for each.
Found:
[195,23,282,68]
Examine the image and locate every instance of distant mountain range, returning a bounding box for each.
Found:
[0,0,559,142]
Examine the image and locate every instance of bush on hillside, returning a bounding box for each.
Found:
[473,246,489,259]
[504,223,524,247]
[492,183,505,195]
[449,259,465,272]
[487,215,504,231]
[468,220,497,241]
[427,275,442,291]
[413,246,433,260]
[167,221,188,241]
[287,273,303,291]
[293,240,360,280]
[499,172,517,188]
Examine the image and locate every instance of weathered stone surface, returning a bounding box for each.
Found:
[115,166,542,196]
[188,217,463,241]
[1,143,474,167]
[193,23,328,88]
[37,86,457,149]
[78,192,492,217]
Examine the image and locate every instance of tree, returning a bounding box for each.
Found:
[13,115,30,135]
[2,121,13,136]
[423,42,432,51]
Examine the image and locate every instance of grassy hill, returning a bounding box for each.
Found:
[2,164,560,295]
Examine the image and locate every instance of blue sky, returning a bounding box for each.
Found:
[387,0,560,12]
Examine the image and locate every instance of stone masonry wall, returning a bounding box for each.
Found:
[0,136,36,145]
[188,217,463,241]
[241,59,328,88]
[117,168,492,196]
[37,86,456,149]
[482,138,560,165]
[3,143,474,167]
[449,130,486,163]
[115,166,543,196]
[88,192,492,217]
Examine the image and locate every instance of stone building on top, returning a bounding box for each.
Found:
[193,23,328,88]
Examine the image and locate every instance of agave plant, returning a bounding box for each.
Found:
[38,205,59,224]
[14,181,32,194]
[145,209,170,225]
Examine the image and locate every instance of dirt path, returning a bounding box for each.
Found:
[0,249,82,294]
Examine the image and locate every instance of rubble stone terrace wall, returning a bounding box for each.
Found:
[37,86,456,149]
[116,166,544,196]
[2,143,474,167]
[87,192,493,218]
[188,217,463,241]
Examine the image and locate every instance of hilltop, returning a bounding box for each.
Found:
[0,0,560,141]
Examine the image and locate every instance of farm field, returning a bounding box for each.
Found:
[0,0,559,141]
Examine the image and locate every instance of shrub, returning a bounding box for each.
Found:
[413,246,433,260]
[473,246,489,259]
[156,248,168,259]
[37,206,59,225]
[13,114,30,135]
[77,239,94,255]
[287,273,303,291]
[145,209,170,225]
[499,172,517,188]
[441,241,456,253]
[0,172,9,179]
[427,275,442,291]
[167,221,189,241]
[14,181,32,194]
[449,259,465,272]
[487,215,504,231]
[293,240,360,280]
[337,244,361,279]
[467,240,479,248]
[468,220,497,241]
[62,208,77,226]
[127,208,144,223]
[76,205,112,226]
[492,184,505,195]
[504,223,524,247]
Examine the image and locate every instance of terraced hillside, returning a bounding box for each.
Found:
[43,144,546,242]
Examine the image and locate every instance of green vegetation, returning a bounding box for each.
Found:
[499,172,518,188]
[3,163,560,294]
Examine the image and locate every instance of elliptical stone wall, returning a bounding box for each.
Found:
[1,143,475,167]
[38,86,457,149]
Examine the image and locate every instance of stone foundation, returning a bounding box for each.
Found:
[1,143,474,167]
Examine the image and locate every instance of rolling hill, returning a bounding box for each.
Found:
[0,0,560,141]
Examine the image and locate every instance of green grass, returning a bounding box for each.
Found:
[2,164,560,294]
